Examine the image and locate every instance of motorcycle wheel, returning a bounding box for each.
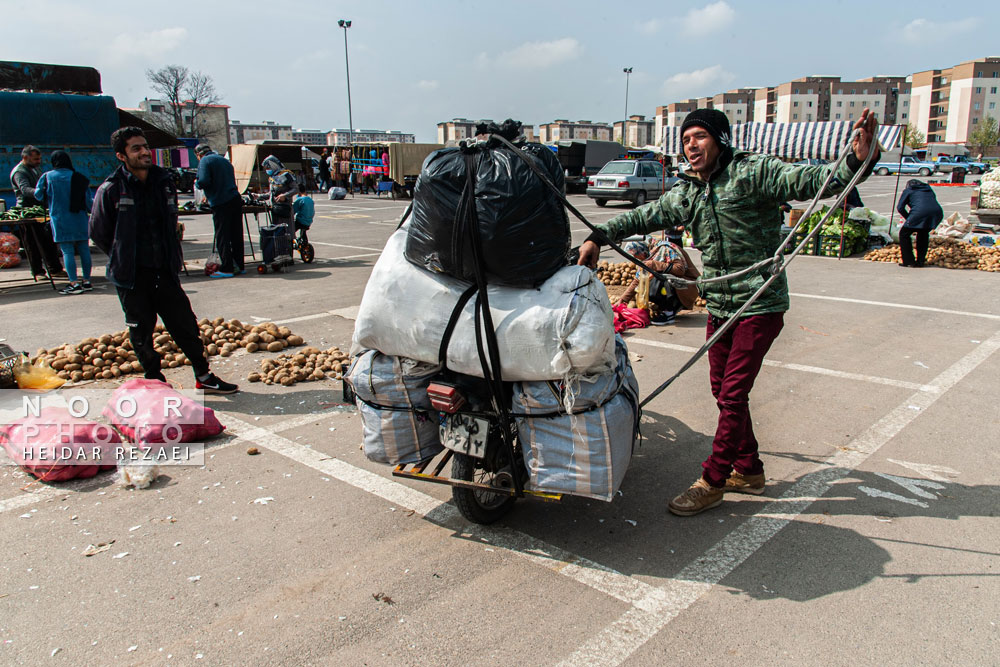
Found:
[451,453,517,525]
[300,243,315,264]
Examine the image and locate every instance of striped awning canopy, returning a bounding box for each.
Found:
[662,121,902,160]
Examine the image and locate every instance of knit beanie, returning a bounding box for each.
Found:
[679,109,733,162]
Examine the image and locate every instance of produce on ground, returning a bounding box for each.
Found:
[979,168,1000,209]
[248,346,350,386]
[863,237,1000,272]
[29,318,307,382]
[597,261,706,307]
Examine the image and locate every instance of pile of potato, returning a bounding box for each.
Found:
[864,238,1000,272]
[31,318,308,383]
[595,261,635,286]
[247,346,350,386]
[34,333,139,383]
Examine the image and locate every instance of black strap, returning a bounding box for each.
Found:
[438,283,479,367]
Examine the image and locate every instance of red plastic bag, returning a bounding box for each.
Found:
[0,232,19,254]
[612,303,650,334]
[102,378,225,443]
[0,407,120,482]
[0,252,21,269]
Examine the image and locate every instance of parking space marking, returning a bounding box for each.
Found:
[790,293,1000,320]
[274,306,360,325]
[628,337,938,392]
[309,242,383,252]
[558,327,1000,666]
[223,414,663,610]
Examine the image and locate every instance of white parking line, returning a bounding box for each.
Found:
[309,242,383,251]
[223,415,664,612]
[790,293,1000,320]
[557,327,1000,666]
[275,306,360,325]
[628,337,939,392]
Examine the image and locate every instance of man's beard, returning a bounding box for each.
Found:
[126,155,151,171]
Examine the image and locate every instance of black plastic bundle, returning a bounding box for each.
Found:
[405,120,570,288]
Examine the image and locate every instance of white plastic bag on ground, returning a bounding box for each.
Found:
[345,349,442,465]
[513,336,639,501]
[352,228,615,381]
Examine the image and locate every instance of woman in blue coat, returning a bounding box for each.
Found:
[896,179,943,267]
[34,151,94,294]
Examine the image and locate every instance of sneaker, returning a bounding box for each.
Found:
[59,283,84,295]
[650,311,676,326]
[208,271,234,278]
[195,373,239,395]
[146,372,168,383]
[668,478,724,516]
[724,470,766,495]
[80,281,93,291]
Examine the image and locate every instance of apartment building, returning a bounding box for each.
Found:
[830,76,910,125]
[327,129,416,146]
[229,120,293,144]
[911,57,1000,144]
[654,99,698,145]
[613,115,655,147]
[537,119,612,143]
[133,98,231,154]
[437,118,535,143]
[711,88,757,127]
[292,129,329,145]
[754,87,776,123]
[774,76,839,123]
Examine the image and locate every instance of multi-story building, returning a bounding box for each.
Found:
[133,98,232,154]
[753,87,777,123]
[537,119,612,143]
[437,118,535,143]
[613,115,655,147]
[229,120,293,144]
[654,100,698,146]
[911,57,1000,144]
[774,76,840,123]
[711,88,757,127]
[326,129,416,146]
[292,129,329,145]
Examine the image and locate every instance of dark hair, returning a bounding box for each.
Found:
[297,183,306,194]
[21,145,40,159]
[50,150,73,170]
[111,127,146,155]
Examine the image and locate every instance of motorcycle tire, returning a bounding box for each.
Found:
[451,453,517,525]
[300,243,315,264]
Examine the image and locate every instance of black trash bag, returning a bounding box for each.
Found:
[405,120,570,288]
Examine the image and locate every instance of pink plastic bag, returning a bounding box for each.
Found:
[102,378,225,443]
[0,407,120,482]
[612,303,650,334]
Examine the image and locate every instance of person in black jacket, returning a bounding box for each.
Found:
[195,143,243,277]
[90,127,238,394]
[896,179,943,267]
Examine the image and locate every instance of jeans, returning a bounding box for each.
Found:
[899,227,929,266]
[58,240,91,283]
[116,267,210,380]
[211,196,244,273]
[702,312,785,487]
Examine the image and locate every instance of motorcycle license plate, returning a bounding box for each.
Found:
[439,414,489,459]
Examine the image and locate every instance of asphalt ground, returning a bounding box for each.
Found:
[0,180,998,665]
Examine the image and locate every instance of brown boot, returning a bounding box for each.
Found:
[668,478,724,516]
[724,470,766,495]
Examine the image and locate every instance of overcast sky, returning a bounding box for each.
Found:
[3,0,997,142]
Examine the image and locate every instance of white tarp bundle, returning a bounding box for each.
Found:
[662,121,902,160]
[345,350,443,465]
[352,227,616,381]
[514,336,639,501]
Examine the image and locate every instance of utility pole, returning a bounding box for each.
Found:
[623,67,633,146]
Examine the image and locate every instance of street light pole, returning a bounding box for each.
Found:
[623,67,633,146]
[338,19,354,194]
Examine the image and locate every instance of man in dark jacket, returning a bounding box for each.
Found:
[90,127,238,394]
[195,144,243,277]
[9,145,63,277]
[579,108,878,516]
[896,179,943,267]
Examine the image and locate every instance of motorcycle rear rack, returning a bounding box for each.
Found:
[392,449,563,501]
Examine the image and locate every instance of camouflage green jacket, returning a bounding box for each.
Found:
[591,151,870,318]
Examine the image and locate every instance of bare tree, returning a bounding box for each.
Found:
[143,65,221,139]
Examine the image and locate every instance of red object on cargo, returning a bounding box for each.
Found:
[427,383,466,413]
[0,407,120,482]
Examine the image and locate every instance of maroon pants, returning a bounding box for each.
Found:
[702,312,785,487]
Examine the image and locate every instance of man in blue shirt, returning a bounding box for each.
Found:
[194,144,243,277]
[292,184,314,243]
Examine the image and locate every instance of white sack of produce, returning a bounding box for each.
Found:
[352,228,615,381]
[514,336,639,501]
[345,349,443,465]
